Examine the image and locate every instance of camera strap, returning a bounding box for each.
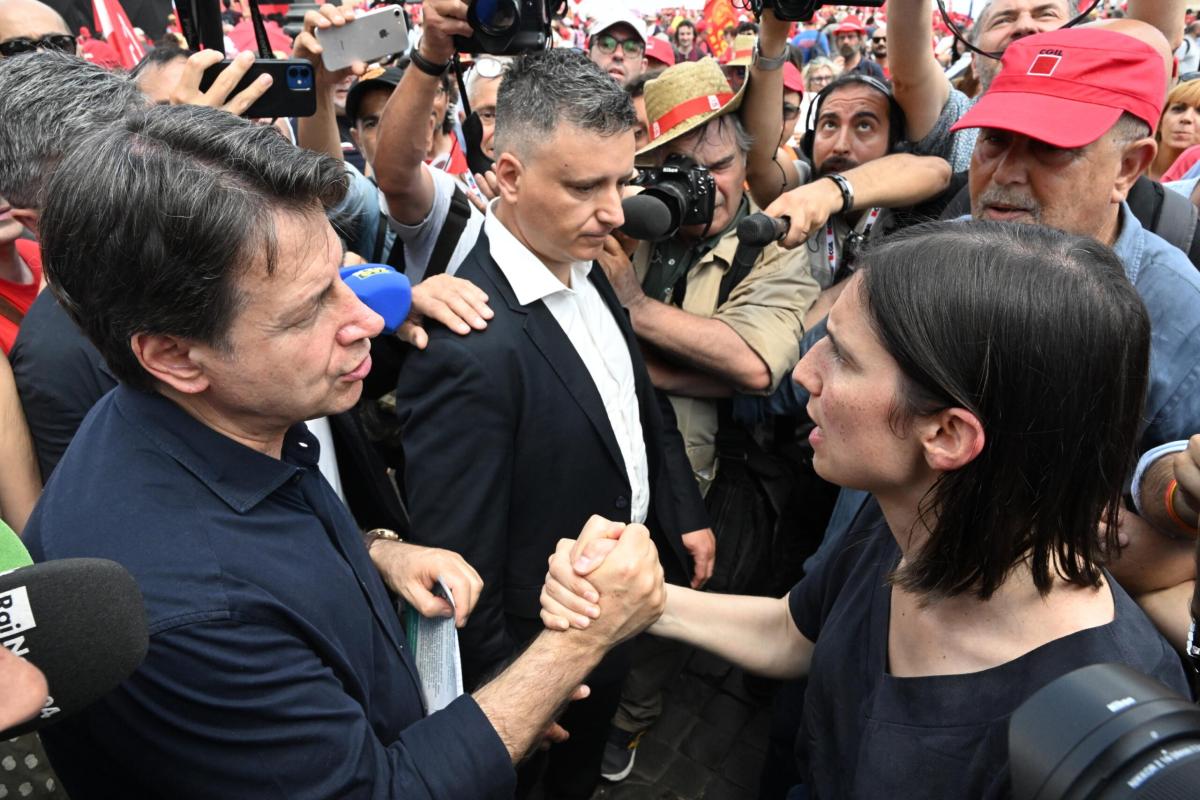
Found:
[826,206,880,283]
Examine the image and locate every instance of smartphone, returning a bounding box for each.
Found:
[199,58,316,119]
[315,6,410,72]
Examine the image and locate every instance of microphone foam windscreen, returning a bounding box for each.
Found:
[737,213,783,247]
[0,558,148,737]
[340,264,413,334]
[620,194,675,242]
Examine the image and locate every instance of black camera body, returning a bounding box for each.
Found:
[750,0,884,22]
[453,0,563,55]
[632,155,716,237]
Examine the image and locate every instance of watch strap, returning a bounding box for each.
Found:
[753,43,788,72]
[411,48,452,78]
[824,172,855,215]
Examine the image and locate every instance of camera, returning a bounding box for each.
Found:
[453,0,564,55]
[626,155,716,241]
[1009,663,1200,799]
[748,0,884,22]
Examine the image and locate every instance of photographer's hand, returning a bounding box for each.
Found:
[597,235,646,308]
[170,50,273,115]
[421,0,472,63]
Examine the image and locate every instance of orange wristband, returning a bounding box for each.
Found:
[1165,479,1199,535]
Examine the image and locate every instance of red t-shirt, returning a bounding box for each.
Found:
[0,239,43,355]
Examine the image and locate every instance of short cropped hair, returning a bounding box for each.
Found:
[0,50,145,209]
[858,220,1149,601]
[39,104,349,392]
[969,0,1073,45]
[494,49,637,159]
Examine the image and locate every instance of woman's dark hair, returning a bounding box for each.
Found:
[857,220,1150,600]
[39,104,348,392]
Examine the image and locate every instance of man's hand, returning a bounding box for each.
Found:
[681,527,716,589]
[421,0,472,63]
[396,274,494,349]
[474,170,501,202]
[1173,434,1200,525]
[764,176,845,248]
[597,235,646,308]
[293,3,364,89]
[367,539,483,628]
[170,50,272,115]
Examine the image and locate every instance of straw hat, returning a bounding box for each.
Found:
[638,57,747,154]
[725,32,756,66]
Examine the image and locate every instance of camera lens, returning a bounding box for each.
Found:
[1010,663,1200,800]
[472,0,519,36]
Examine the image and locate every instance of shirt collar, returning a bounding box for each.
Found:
[1110,202,1143,284]
[483,198,593,306]
[113,385,320,514]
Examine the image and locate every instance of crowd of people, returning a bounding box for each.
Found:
[3,0,1200,799]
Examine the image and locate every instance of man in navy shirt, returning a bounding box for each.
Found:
[23,102,667,799]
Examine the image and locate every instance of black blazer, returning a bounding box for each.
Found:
[395,232,707,687]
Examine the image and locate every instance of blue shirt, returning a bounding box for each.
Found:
[739,207,1200,567]
[24,385,514,800]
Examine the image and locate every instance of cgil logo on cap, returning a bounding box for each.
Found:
[1028,50,1063,77]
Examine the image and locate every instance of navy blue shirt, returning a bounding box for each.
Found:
[25,385,514,799]
[787,497,1190,799]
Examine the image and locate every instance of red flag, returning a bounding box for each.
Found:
[702,0,737,63]
[92,0,146,70]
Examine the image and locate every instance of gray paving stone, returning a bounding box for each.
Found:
[679,716,740,768]
[700,692,756,735]
[657,753,712,799]
[720,739,767,790]
[628,735,677,783]
[645,701,701,750]
[703,776,756,800]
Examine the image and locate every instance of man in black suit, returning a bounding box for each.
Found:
[394,45,713,800]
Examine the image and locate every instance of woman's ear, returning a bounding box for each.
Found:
[920,407,984,472]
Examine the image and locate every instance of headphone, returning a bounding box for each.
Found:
[800,73,908,161]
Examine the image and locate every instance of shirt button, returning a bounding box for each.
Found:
[615,496,628,509]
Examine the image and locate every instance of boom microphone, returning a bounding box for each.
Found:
[737,213,790,247]
[340,264,413,334]
[0,558,148,737]
[620,194,677,242]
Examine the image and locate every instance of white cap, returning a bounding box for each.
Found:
[588,8,646,43]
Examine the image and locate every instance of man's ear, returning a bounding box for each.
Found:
[920,407,985,472]
[493,151,523,204]
[10,207,39,237]
[130,333,211,395]
[1113,136,1157,202]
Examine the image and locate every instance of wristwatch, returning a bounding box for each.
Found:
[410,48,453,78]
[362,527,404,552]
[824,172,855,214]
[753,43,788,72]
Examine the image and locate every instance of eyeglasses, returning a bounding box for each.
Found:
[593,34,644,58]
[471,56,508,79]
[872,37,887,43]
[783,102,801,120]
[0,33,76,58]
[808,73,833,87]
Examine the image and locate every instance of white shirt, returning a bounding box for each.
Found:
[483,203,650,523]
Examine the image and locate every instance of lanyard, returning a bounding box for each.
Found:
[825,206,882,278]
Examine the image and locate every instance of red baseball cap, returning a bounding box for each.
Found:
[783,61,804,94]
[950,28,1165,148]
[833,16,867,35]
[646,37,676,68]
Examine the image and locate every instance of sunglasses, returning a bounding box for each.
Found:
[593,34,644,58]
[0,33,76,58]
[872,37,887,44]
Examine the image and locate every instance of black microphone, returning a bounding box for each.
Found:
[737,212,790,247]
[0,558,148,737]
[620,194,677,242]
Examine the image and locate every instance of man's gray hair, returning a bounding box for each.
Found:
[0,51,146,209]
[464,56,510,106]
[1108,111,1152,147]
[656,113,754,164]
[494,49,637,158]
[969,0,1073,46]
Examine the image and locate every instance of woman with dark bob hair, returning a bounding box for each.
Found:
[541,221,1190,799]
